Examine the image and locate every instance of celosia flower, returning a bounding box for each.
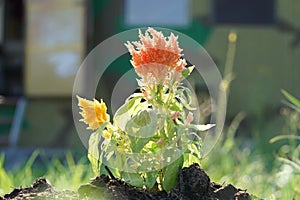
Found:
[77,95,110,130]
[125,28,187,84]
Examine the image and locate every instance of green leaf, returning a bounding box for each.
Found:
[181,65,195,79]
[122,172,144,187]
[189,124,215,131]
[125,110,158,138]
[88,131,102,175]
[99,164,121,178]
[163,155,184,192]
[281,89,300,109]
[87,122,108,175]
[187,143,201,158]
[99,164,108,176]
[169,102,183,112]
[145,171,158,189]
[114,95,146,130]
[125,109,158,152]
[182,153,201,168]
[185,132,202,143]
[114,152,127,172]
[176,87,195,111]
[129,136,151,153]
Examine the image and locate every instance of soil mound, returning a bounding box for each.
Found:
[1,164,253,200]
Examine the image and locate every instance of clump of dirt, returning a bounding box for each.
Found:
[0,178,79,200]
[168,164,251,200]
[79,163,252,200]
[1,164,254,200]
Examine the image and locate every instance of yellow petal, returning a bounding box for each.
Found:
[94,99,110,124]
[77,95,110,130]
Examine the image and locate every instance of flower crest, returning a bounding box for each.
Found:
[125,28,187,84]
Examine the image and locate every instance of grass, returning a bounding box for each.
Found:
[0,150,94,196]
[201,115,299,199]
[201,90,300,199]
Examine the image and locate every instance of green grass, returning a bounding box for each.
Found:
[0,151,94,196]
[201,111,300,199]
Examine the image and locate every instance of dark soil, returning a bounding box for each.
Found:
[1,164,255,200]
[0,178,78,200]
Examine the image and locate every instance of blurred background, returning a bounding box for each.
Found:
[0,0,299,198]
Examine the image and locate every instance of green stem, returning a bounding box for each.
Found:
[158,168,165,190]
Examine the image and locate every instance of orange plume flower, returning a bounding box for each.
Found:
[77,96,110,130]
[125,28,187,83]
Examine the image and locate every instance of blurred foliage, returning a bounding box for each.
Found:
[201,90,300,199]
[202,111,299,199]
[269,90,300,198]
[201,31,299,199]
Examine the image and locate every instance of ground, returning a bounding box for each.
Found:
[1,164,254,200]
